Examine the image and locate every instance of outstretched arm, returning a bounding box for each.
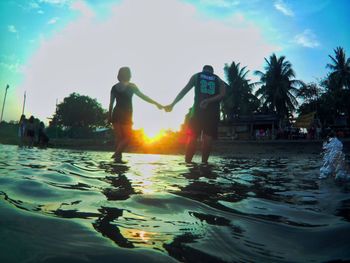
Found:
[199,78,226,109]
[164,75,195,112]
[133,85,163,109]
[108,89,115,123]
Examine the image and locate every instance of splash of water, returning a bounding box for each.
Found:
[319,137,349,180]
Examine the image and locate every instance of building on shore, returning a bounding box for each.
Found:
[219,114,280,140]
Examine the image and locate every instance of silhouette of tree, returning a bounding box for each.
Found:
[296,47,350,127]
[254,54,302,119]
[54,93,106,130]
[297,96,329,127]
[326,47,350,91]
[222,61,259,121]
[296,82,322,104]
[298,72,350,128]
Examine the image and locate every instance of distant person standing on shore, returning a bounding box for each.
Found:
[38,121,49,147]
[18,114,27,147]
[108,67,163,163]
[26,116,35,148]
[164,65,226,164]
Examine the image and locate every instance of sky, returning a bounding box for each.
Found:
[0,0,349,136]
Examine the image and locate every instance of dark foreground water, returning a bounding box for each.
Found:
[1,144,350,263]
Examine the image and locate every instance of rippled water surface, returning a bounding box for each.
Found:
[1,144,350,263]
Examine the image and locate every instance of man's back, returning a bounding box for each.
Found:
[192,71,221,115]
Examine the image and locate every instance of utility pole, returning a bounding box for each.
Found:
[22,91,26,115]
[0,84,9,123]
[55,98,58,139]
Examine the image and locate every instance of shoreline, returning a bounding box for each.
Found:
[2,138,350,158]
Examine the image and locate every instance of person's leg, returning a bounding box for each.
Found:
[185,136,197,163]
[201,134,213,164]
[25,132,30,147]
[112,122,120,158]
[185,118,199,163]
[29,135,34,148]
[114,124,131,162]
[201,114,218,164]
[19,134,24,147]
[44,134,49,147]
[115,138,128,157]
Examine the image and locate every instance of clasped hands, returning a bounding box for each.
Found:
[154,103,173,112]
[157,99,209,113]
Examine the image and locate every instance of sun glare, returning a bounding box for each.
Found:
[138,128,169,144]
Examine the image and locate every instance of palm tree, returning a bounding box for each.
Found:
[222,61,259,121]
[254,53,301,119]
[326,47,350,90]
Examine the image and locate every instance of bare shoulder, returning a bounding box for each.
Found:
[188,74,197,85]
[129,82,139,91]
[112,83,122,92]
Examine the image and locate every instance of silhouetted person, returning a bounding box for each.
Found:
[108,67,163,163]
[164,65,226,164]
[26,116,35,148]
[18,114,27,147]
[38,121,49,147]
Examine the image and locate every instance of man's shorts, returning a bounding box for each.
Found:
[188,110,219,139]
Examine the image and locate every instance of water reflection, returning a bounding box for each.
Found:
[93,206,134,248]
[99,163,135,201]
[1,145,350,262]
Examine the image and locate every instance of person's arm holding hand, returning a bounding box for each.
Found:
[133,84,163,109]
[164,75,195,112]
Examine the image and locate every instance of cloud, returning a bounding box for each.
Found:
[0,55,22,73]
[70,1,95,18]
[48,17,59,24]
[0,62,22,73]
[199,0,240,8]
[274,0,294,17]
[29,2,40,9]
[28,1,45,14]
[39,0,71,5]
[8,25,17,33]
[294,29,320,48]
[19,0,276,134]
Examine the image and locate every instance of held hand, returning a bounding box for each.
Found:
[164,104,173,112]
[155,103,164,110]
[200,100,209,109]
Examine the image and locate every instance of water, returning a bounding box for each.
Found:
[0,144,350,263]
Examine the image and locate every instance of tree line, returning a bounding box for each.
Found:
[48,46,350,136]
[222,47,350,127]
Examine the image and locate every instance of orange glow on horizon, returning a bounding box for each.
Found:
[136,128,171,144]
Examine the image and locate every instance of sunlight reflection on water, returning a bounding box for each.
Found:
[0,144,350,263]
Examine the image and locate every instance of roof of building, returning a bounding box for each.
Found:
[227,114,280,125]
